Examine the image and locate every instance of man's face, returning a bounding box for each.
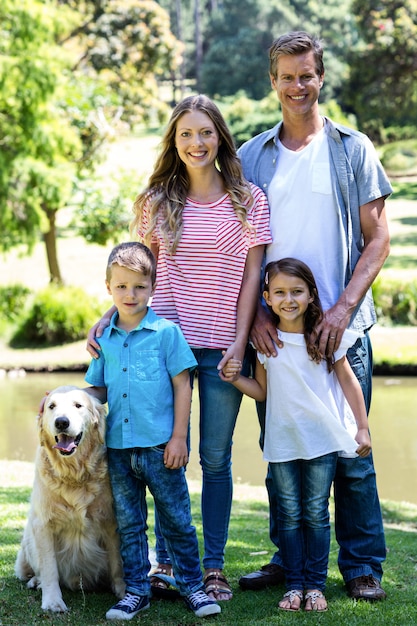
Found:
[270,50,324,119]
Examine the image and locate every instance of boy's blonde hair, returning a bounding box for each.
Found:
[106,242,156,285]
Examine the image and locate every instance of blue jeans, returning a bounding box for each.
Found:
[155,347,250,570]
[107,446,204,597]
[260,333,386,582]
[270,453,338,591]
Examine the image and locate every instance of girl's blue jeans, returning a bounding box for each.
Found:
[155,347,250,570]
[107,446,204,597]
[270,453,338,591]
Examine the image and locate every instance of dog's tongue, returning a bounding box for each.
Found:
[53,434,77,452]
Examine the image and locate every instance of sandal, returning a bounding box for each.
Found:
[150,564,181,600]
[304,590,328,612]
[204,569,233,601]
[278,589,303,612]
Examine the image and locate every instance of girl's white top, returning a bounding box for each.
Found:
[260,328,362,462]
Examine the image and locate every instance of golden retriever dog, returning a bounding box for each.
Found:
[15,385,125,612]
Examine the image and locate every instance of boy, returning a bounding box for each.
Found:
[85,242,221,620]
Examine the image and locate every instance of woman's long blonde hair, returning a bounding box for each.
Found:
[131,94,254,253]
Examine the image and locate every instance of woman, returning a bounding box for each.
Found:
[89,95,271,600]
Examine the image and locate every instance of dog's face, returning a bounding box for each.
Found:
[40,386,106,456]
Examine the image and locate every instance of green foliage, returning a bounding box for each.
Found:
[0,284,32,323]
[345,0,417,137]
[73,173,141,246]
[200,0,272,99]
[10,286,103,347]
[0,0,180,282]
[379,139,417,176]
[220,92,281,147]
[373,277,417,326]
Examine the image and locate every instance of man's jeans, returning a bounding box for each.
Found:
[261,333,386,582]
[107,446,204,597]
[270,452,338,591]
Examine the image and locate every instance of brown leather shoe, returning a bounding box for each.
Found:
[346,575,387,601]
[239,563,285,590]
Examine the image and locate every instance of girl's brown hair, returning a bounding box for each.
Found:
[264,257,334,371]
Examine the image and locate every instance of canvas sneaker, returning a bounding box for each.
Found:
[184,589,221,617]
[106,593,150,620]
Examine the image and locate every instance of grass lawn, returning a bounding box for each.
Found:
[1,461,417,626]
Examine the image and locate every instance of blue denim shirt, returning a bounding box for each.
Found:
[85,307,197,449]
[238,117,393,331]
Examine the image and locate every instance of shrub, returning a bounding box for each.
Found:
[373,278,417,326]
[0,284,32,323]
[10,285,103,347]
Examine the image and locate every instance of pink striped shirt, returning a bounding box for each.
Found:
[140,183,272,348]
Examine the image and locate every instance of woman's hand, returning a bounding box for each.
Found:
[86,318,111,358]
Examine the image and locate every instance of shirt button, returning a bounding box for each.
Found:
[123,393,127,398]
[124,418,128,423]
[273,158,276,164]
[263,183,267,188]
[123,343,128,348]
[123,368,127,372]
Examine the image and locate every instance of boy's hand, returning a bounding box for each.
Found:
[164,437,189,469]
[355,428,372,457]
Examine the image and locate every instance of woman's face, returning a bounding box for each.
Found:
[174,110,220,172]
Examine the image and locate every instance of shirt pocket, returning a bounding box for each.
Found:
[312,162,332,195]
[134,350,161,381]
[216,220,247,256]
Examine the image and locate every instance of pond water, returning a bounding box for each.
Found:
[1,372,416,505]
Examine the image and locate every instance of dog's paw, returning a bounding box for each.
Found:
[41,588,68,612]
[41,596,68,613]
[27,576,41,589]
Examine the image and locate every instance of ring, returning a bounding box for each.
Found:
[330,336,336,339]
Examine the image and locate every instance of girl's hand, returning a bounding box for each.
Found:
[218,353,242,382]
[355,428,372,457]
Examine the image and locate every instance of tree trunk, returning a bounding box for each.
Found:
[43,207,63,284]
[194,0,202,92]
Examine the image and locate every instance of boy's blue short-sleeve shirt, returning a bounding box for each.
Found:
[85,307,197,449]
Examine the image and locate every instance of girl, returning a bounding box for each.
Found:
[221,258,371,612]
[88,94,272,600]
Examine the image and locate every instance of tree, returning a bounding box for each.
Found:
[344,0,417,138]
[199,0,356,102]
[0,0,180,283]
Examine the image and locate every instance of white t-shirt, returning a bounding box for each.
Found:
[267,128,340,311]
[260,328,361,463]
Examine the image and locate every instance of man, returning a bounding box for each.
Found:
[236,31,391,600]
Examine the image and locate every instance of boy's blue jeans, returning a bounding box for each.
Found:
[107,446,204,597]
[269,453,338,591]
[263,334,386,582]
